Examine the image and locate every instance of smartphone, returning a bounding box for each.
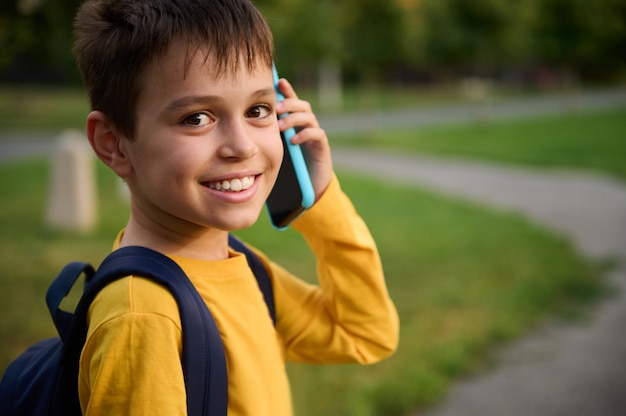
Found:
[266,64,315,230]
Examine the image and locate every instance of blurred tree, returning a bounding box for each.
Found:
[341,0,403,83]
[533,0,626,81]
[419,0,534,78]
[260,0,405,85]
[394,0,428,69]
[1,0,624,86]
[257,0,343,83]
[0,0,82,83]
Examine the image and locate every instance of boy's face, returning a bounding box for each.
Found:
[121,45,282,234]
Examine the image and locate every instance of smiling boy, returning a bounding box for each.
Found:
[72,0,398,414]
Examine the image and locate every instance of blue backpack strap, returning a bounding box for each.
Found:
[45,262,96,342]
[51,236,272,416]
[228,234,276,326]
[58,246,228,416]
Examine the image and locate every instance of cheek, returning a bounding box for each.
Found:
[265,130,284,171]
[130,140,195,186]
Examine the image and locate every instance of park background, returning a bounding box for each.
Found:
[2,0,626,100]
[1,0,626,415]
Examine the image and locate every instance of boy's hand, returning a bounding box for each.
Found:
[276,78,333,202]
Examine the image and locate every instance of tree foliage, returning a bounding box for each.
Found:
[533,0,626,78]
[1,0,83,83]
[1,0,624,85]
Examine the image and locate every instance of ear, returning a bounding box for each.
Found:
[86,111,133,178]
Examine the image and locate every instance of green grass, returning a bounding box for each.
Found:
[0,86,90,132]
[0,83,537,133]
[0,157,602,415]
[0,86,618,415]
[336,106,626,181]
[245,174,603,416]
[0,85,452,133]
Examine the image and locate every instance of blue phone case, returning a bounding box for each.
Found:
[267,64,315,230]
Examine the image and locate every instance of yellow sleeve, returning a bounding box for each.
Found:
[268,175,399,364]
[79,278,187,415]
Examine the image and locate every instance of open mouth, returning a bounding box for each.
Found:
[205,175,256,192]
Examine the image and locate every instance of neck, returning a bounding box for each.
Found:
[119,218,230,261]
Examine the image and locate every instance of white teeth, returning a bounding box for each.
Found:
[231,179,243,191]
[242,176,253,189]
[208,176,254,192]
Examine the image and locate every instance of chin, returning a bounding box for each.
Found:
[220,212,263,232]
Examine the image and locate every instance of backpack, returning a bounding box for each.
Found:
[0,234,274,416]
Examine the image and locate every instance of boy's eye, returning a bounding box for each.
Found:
[246,105,272,119]
[183,113,212,127]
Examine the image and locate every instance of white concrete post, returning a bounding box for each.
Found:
[318,59,343,113]
[460,77,493,122]
[45,130,97,233]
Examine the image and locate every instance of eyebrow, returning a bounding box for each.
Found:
[162,88,276,115]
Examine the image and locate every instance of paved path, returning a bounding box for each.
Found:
[320,87,626,134]
[332,149,626,416]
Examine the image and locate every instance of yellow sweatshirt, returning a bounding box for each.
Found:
[79,176,399,415]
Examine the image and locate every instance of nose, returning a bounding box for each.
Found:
[217,119,258,160]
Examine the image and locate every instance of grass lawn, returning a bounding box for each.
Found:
[1,85,434,132]
[0,86,620,415]
[0,87,90,132]
[0,156,603,415]
[0,83,550,133]
[335,106,626,182]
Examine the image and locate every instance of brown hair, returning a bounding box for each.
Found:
[73,0,274,138]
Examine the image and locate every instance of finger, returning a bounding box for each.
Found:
[278,110,319,131]
[277,78,298,100]
[276,97,312,118]
[290,127,329,146]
